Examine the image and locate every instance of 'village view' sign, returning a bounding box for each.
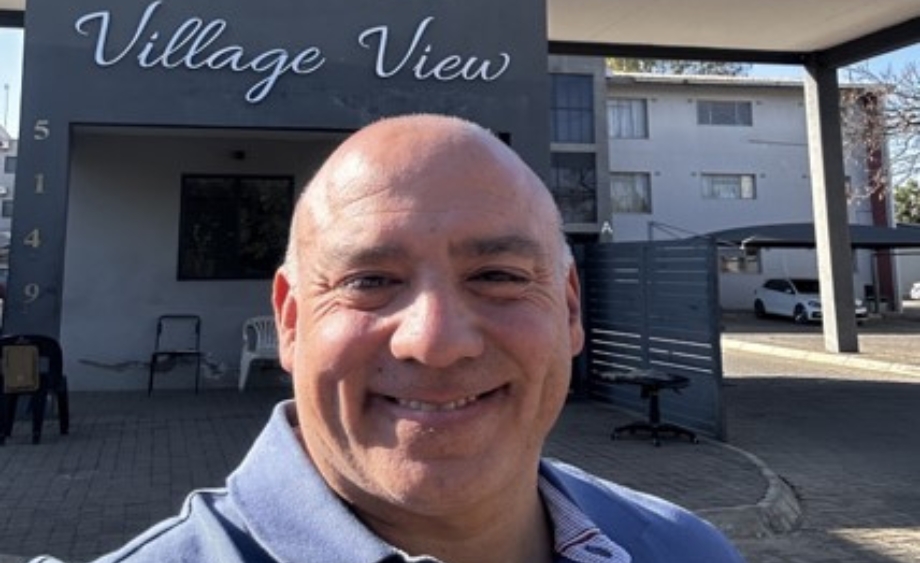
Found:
[74,0,514,103]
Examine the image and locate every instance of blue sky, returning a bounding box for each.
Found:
[0,27,917,139]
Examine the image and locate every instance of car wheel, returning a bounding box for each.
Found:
[754,300,766,318]
[793,304,809,324]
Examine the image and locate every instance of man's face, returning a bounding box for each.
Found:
[273,123,583,519]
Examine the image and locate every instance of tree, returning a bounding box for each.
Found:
[842,62,920,198]
[607,58,751,76]
[894,179,920,224]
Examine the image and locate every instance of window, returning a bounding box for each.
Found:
[608,98,648,139]
[178,175,294,280]
[719,248,761,274]
[550,74,594,144]
[701,173,756,200]
[549,152,596,223]
[3,156,16,174]
[697,100,752,126]
[610,172,651,214]
[1,200,11,218]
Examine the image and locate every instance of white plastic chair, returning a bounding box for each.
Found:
[238,316,279,391]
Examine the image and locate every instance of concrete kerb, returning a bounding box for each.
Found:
[720,338,920,378]
[697,438,803,539]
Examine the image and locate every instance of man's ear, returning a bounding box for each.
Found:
[272,268,298,373]
[566,264,585,356]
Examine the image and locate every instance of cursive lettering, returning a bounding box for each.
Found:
[358,17,511,82]
[74,1,326,103]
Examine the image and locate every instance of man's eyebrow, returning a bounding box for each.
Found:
[326,243,409,266]
[450,235,546,260]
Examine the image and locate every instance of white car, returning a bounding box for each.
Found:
[910,282,920,300]
[754,278,868,324]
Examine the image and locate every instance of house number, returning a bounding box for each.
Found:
[24,284,41,303]
[33,119,51,141]
[23,229,42,249]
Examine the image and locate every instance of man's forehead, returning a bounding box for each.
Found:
[322,233,551,263]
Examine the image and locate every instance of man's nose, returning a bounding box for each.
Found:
[390,286,485,367]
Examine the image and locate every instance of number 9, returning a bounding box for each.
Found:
[24,283,41,303]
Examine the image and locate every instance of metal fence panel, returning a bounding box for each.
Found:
[583,240,726,439]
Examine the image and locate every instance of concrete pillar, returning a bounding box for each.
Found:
[803,61,859,353]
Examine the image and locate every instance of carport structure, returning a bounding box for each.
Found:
[3,0,920,354]
[550,0,920,354]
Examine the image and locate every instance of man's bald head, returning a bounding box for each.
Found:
[282,114,568,284]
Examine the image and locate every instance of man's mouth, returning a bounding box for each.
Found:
[393,394,480,412]
[385,387,504,413]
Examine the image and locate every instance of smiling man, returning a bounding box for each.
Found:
[32,115,744,563]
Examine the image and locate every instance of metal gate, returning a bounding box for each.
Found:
[581,239,726,439]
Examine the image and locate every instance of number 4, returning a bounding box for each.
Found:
[24,229,41,249]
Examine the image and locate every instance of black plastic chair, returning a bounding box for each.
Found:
[148,314,203,395]
[0,334,70,445]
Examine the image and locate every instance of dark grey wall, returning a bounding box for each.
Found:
[8,0,549,336]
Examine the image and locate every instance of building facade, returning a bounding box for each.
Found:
[0,124,14,293]
[8,0,550,390]
[598,72,889,310]
[3,4,896,390]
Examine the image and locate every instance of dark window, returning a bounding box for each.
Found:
[3,156,16,174]
[550,152,596,223]
[697,100,753,126]
[178,175,294,280]
[1,200,11,218]
[719,248,761,274]
[551,74,594,144]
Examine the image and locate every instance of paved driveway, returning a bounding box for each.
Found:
[723,348,920,563]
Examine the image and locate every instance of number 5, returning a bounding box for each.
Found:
[34,119,51,141]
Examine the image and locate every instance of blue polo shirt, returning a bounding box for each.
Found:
[34,402,745,563]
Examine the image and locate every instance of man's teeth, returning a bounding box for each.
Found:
[395,395,479,412]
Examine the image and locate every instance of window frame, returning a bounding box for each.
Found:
[549,151,597,224]
[719,247,762,274]
[608,98,649,139]
[697,99,753,126]
[550,73,595,144]
[177,174,295,281]
[610,171,652,214]
[2,156,16,174]
[701,173,757,200]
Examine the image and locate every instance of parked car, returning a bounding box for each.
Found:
[911,281,920,300]
[753,278,868,324]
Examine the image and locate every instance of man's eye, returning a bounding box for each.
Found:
[472,270,529,284]
[342,275,400,291]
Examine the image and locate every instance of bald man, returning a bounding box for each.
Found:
[35,115,745,563]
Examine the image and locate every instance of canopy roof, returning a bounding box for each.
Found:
[3,0,920,66]
[705,223,920,250]
[547,0,920,66]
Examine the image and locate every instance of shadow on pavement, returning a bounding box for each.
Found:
[725,375,920,563]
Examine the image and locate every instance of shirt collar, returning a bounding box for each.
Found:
[231,401,631,563]
[539,474,632,563]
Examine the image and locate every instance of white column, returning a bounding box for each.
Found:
[803,61,859,353]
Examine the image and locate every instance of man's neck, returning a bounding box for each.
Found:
[354,481,554,563]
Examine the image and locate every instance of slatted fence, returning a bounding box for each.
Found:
[582,240,726,439]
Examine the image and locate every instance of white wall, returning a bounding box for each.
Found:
[605,78,876,309]
[62,129,339,390]
[896,252,920,297]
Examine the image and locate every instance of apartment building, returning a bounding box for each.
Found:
[547,58,890,310]
[0,124,14,292]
